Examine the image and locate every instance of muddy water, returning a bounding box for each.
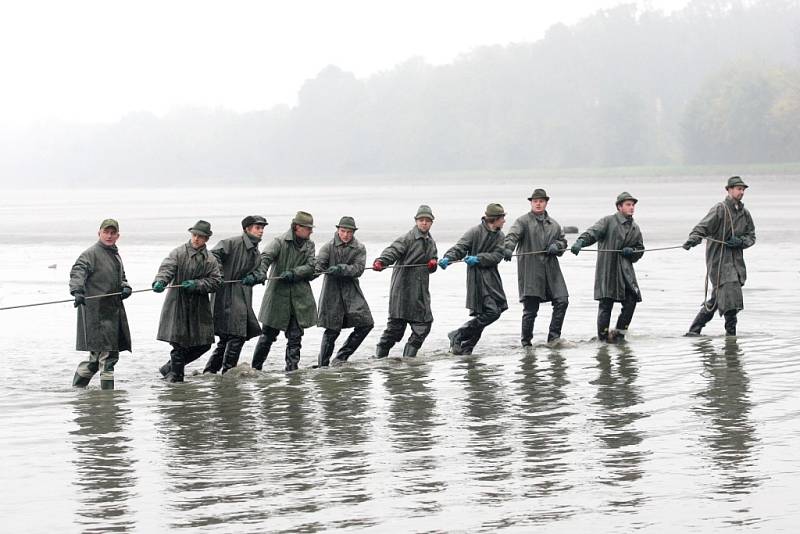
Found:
[1,175,799,532]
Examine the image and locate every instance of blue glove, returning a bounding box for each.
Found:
[725,236,743,248]
[464,256,480,266]
[280,270,295,282]
[181,279,197,291]
[438,257,450,269]
[152,281,166,293]
[622,247,634,257]
[547,243,560,255]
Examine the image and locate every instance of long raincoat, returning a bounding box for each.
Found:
[377,227,438,322]
[504,211,569,302]
[255,229,317,330]
[442,220,508,315]
[210,232,262,340]
[577,212,645,302]
[69,242,132,352]
[688,197,756,313]
[154,242,222,346]
[316,233,374,330]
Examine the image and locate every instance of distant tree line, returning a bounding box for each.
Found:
[2,0,800,185]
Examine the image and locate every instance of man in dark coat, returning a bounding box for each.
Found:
[69,218,132,389]
[439,203,508,355]
[315,216,374,367]
[152,220,223,382]
[571,192,645,342]
[372,204,439,358]
[683,176,756,336]
[251,211,317,372]
[201,215,268,374]
[503,188,569,346]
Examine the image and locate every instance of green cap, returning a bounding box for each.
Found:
[726,176,749,189]
[188,220,213,237]
[615,192,638,206]
[336,216,358,230]
[415,204,435,220]
[99,218,119,231]
[292,211,315,228]
[485,203,507,217]
[527,188,550,201]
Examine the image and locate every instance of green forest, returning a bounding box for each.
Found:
[3,0,800,184]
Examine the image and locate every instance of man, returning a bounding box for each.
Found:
[152,220,222,382]
[571,192,644,343]
[201,215,268,374]
[372,204,438,358]
[69,218,132,389]
[439,203,508,355]
[315,216,374,367]
[503,188,569,346]
[683,176,756,336]
[251,211,317,372]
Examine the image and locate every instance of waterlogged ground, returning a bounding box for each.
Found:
[1,175,799,532]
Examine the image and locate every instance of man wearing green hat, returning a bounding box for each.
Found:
[251,211,317,371]
[69,218,132,389]
[439,203,508,355]
[315,216,374,366]
[504,189,570,346]
[152,220,223,382]
[682,176,756,336]
[200,215,268,375]
[372,204,439,358]
[571,193,645,342]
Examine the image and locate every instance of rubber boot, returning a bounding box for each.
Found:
[724,310,738,336]
[165,346,185,383]
[521,313,535,347]
[251,334,274,371]
[548,299,568,343]
[334,326,371,364]
[159,361,171,378]
[203,340,226,374]
[402,344,419,358]
[100,379,114,390]
[448,330,464,355]
[72,373,91,388]
[221,337,245,374]
[597,300,613,342]
[316,330,338,368]
[686,307,714,336]
[375,344,390,359]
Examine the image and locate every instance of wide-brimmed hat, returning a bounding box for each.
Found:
[188,220,213,237]
[99,218,119,231]
[241,215,268,229]
[336,216,358,230]
[292,211,315,228]
[485,203,507,217]
[726,176,749,189]
[615,192,638,206]
[415,204,435,220]
[527,188,550,201]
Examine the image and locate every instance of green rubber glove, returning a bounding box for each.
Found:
[152,281,166,293]
[280,270,295,282]
[570,240,583,255]
[180,279,197,291]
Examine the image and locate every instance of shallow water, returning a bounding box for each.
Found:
[1,175,799,532]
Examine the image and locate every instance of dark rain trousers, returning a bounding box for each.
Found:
[597,285,637,341]
[376,319,432,357]
[318,325,373,367]
[251,315,304,371]
[167,343,212,381]
[203,335,247,374]
[522,296,569,345]
[688,287,738,335]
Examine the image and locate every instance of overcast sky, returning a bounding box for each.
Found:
[0,0,690,125]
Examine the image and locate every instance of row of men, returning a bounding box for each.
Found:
[68,176,755,389]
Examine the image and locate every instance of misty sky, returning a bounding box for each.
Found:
[0,0,690,125]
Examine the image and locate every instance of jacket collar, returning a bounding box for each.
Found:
[528,210,550,223]
[614,211,633,224]
[185,241,207,257]
[242,231,258,250]
[333,233,356,248]
[724,196,743,210]
[411,226,430,240]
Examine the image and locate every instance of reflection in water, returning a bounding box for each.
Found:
[70,391,137,532]
[310,367,377,530]
[592,344,647,510]
[459,356,513,504]
[156,380,265,528]
[514,349,574,499]
[693,338,761,504]
[380,363,445,514]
